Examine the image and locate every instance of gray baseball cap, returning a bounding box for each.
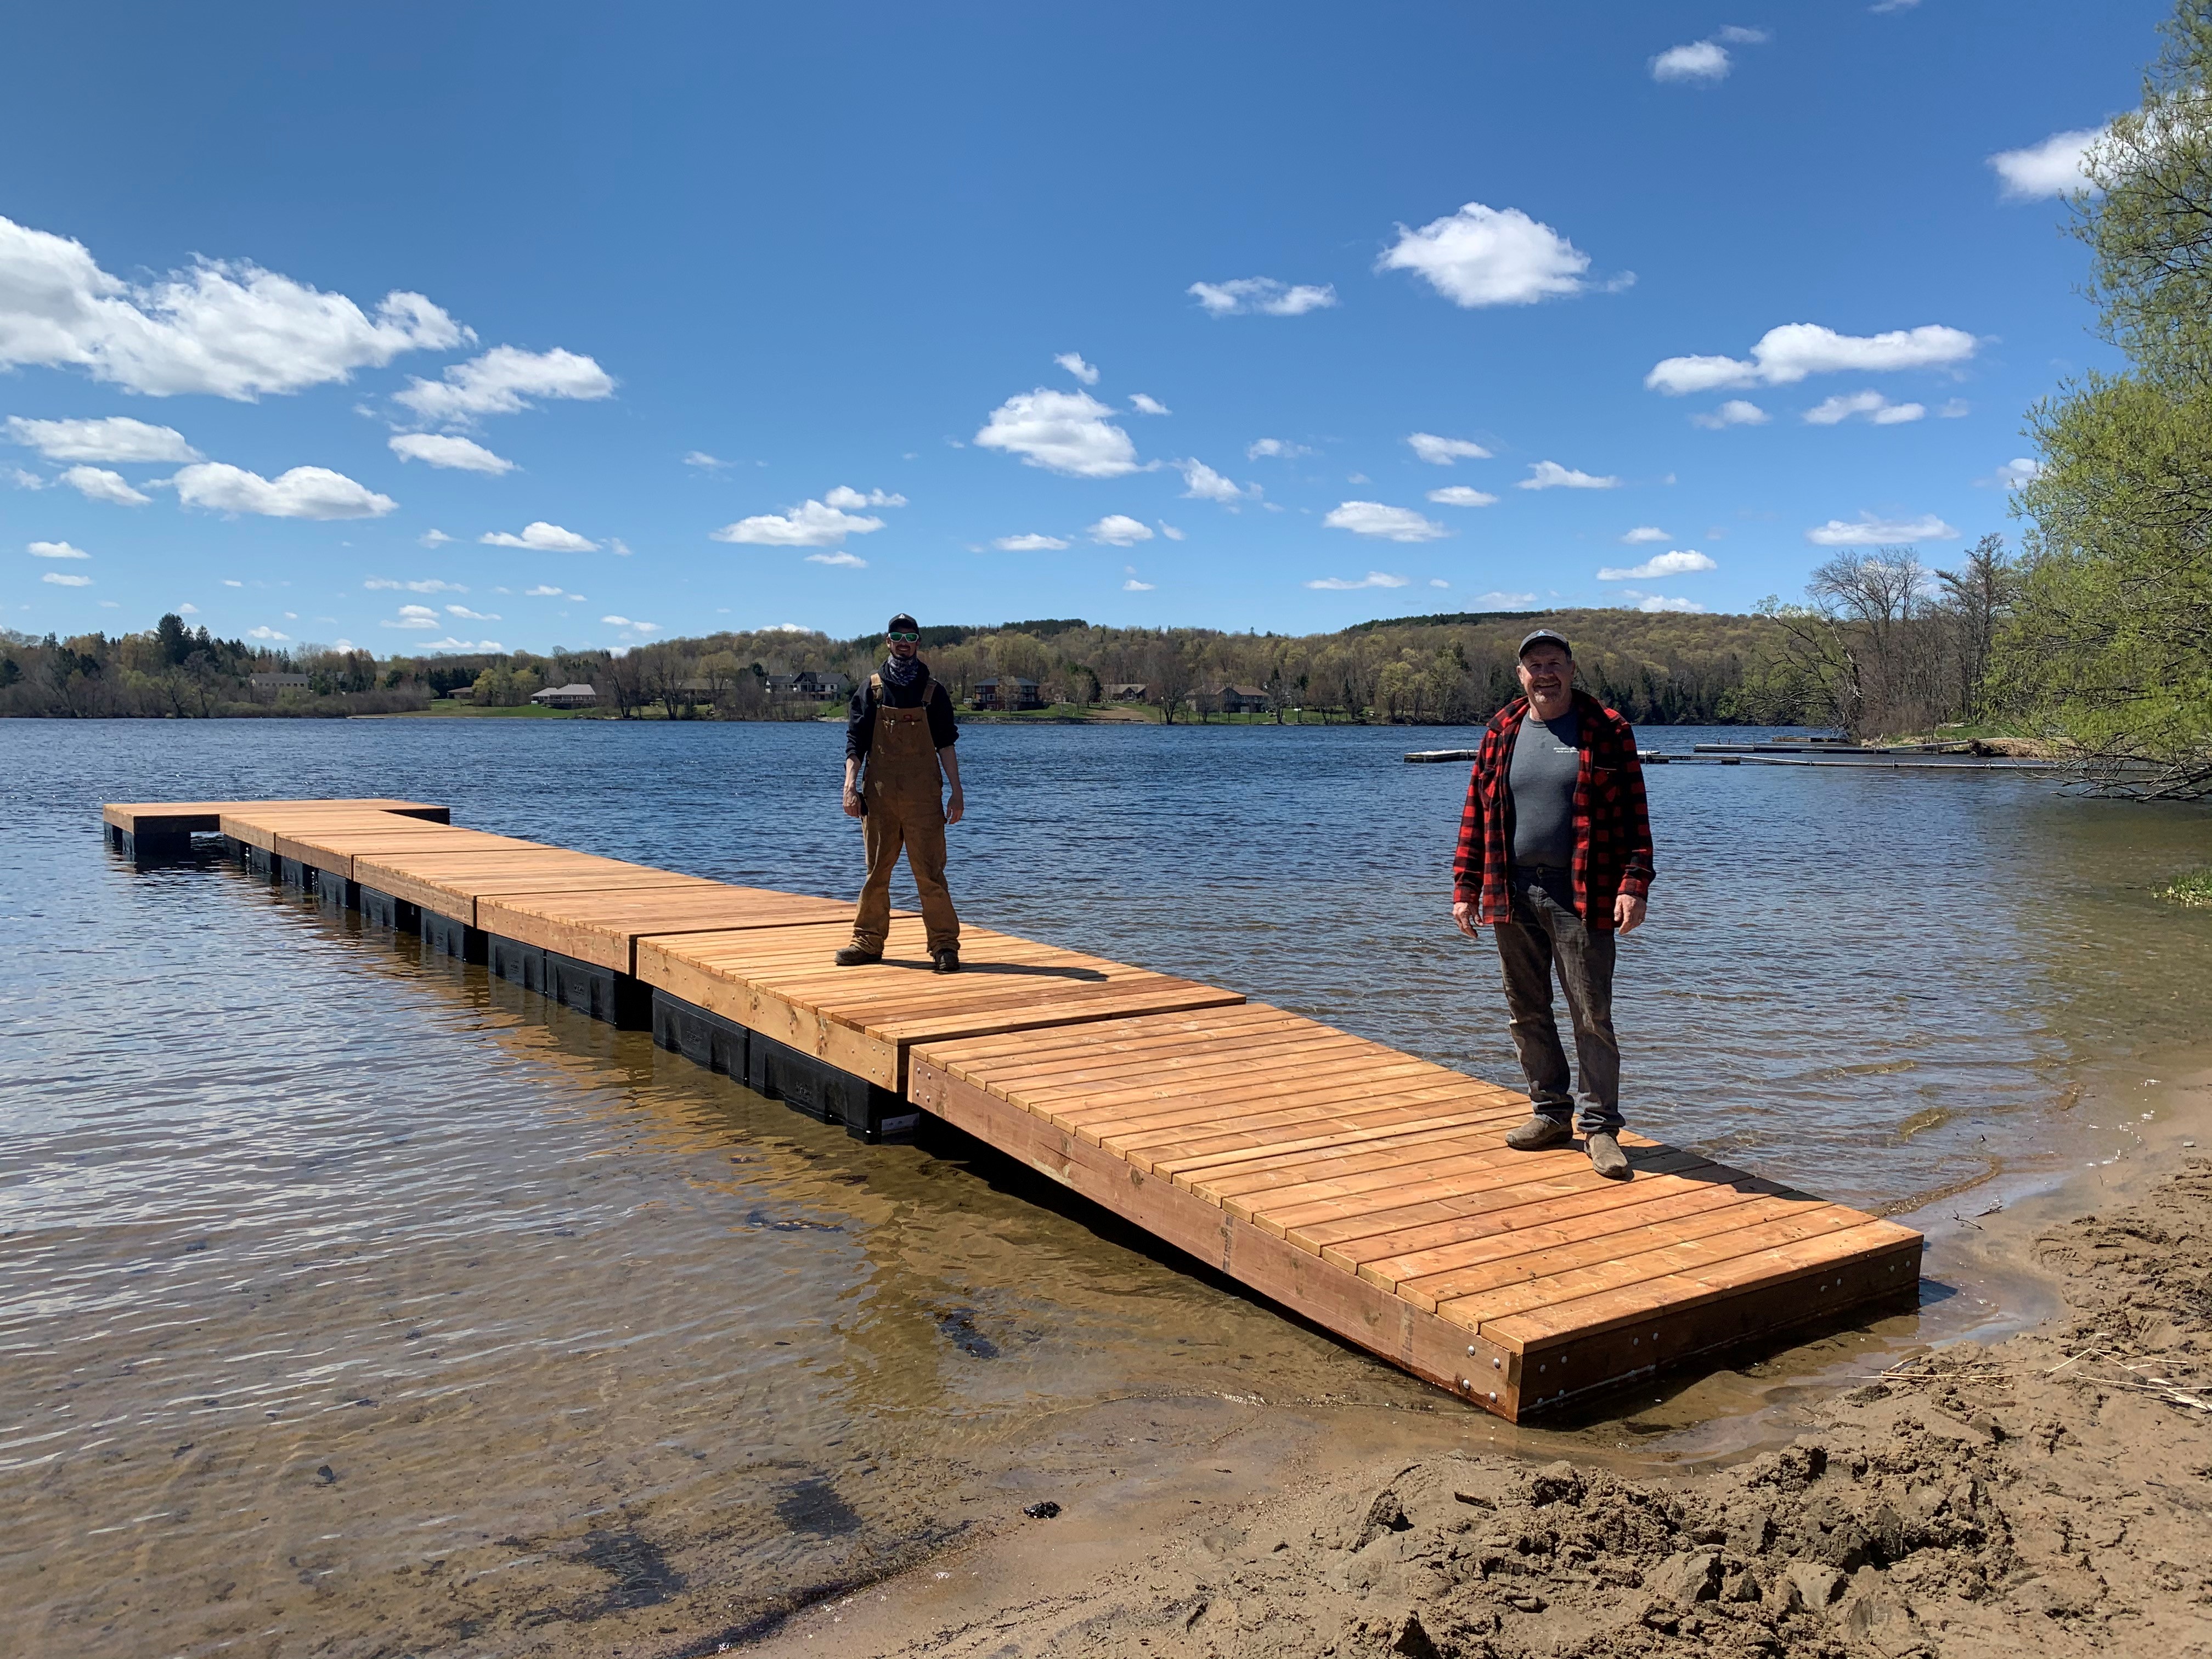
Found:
[1517,628,1572,658]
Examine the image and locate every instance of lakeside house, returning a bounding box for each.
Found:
[1212,684,1269,715]
[531,683,600,709]
[972,676,1045,710]
[249,672,311,689]
[765,670,853,701]
[1104,682,1148,702]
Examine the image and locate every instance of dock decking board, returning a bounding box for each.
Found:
[107,797,1922,1420]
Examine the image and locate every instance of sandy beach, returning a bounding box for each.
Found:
[745,1053,2212,1659]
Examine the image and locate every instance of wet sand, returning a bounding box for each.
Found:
[749,1051,2212,1658]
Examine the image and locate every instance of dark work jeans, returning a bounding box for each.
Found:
[1493,865,1623,1135]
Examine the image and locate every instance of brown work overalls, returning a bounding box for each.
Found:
[851,673,960,956]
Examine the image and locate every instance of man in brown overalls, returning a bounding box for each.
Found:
[837,613,964,973]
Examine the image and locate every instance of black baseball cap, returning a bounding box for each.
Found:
[887,613,919,634]
[1518,628,1572,658]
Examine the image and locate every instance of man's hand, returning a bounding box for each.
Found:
[945,786,964,827]
[842,784,865,820]
[1615,891,1647,934]
[1452,899,1479,938]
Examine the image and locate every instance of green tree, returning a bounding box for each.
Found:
[2000,0,2212,795]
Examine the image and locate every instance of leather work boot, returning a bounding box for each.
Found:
[1585,1132,1632,1180]
[932,949,961,974]
[833,945,882,967]
[1505,1115,1573,1152]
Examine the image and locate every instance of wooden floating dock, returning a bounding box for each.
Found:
[102,797,1923,1420]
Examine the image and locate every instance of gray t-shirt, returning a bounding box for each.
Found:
[1509,708,1581,869]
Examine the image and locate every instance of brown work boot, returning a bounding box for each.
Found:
[932,948,961,974]
[1505,1115,1573,1152]
[1586,1132,1631,1180]
[834,945,882,966]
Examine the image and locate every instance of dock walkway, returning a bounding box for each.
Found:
[102,797,1922,1420]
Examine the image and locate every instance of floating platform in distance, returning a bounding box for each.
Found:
[105,797,1922,1421]
[1403,748,2066,770]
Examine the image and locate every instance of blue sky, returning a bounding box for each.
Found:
[0,1,2167,654]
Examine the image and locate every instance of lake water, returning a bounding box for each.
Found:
[4,718,2209,1656]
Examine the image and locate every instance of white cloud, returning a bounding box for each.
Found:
[5,466,40,488]
[42,570,93,586]
[1804,514,1961,545]
[1987,457,2043,488]
[1650,29,1765,86]
[1871,0,1919,10]
[1122,578,1155,591]
[1430,578,1449,588]
[1187,278,1338,317]
[1519,460,1620,490]
[710,499,883,546]
[1177,458,1257,504]
[222,578,241,586]
[1633,594,1707,613]
[383,604,441,629]
[1247,437,1313,459]
[419,529,454,547]
[1804,390,1926,425]
[445,604,500,620]
[393,345,613,424]
[1646,323,1978,393]
[993,532,1069,551]
[174,461,396,519]
[1989,126,2108,200]
[1407,432,1493,465]
[245,624,289,638]
[1306,569,1410,590]
[388,432,515,473]
[1053,351,1100,385]
[974,388,1140,477]
[421,635,502,651]
[1690,398,1771,428]
[683,450,729,469]
[1088,514,1154,546]
[1323,501,1449,541]
[608,537,632,556]
[524,584,584,597]
[600,615,660,635]
[805,551,867,568]
[1651,40,1730,83]
[1378,203,1590,307]
[1129,393,1171,415]
[1937,398,1970,418]
[1426,485,1498,506]
[1621,526,1671,544]
[822,484,906,509]
[4,415,199,462]
[480,520,598,552]
[1158,521,1184,540]
[58,465,149,505]
[177,602,197,613]
[30,539,90,558]
[0,213,466,398]
[1471,590,1539,607]
[1598,549,1717,580]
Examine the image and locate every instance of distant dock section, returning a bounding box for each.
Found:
[105,797,1923,1421]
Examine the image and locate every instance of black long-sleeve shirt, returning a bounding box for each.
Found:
[845,665,959,760]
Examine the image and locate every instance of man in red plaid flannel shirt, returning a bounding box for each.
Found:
[1452,629,1654,1180]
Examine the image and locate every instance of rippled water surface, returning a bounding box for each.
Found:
[4,718,2208,1655]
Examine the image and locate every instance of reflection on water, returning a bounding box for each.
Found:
[2,719,2207,1655]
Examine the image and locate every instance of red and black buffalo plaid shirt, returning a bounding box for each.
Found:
[1453,689,1655,931]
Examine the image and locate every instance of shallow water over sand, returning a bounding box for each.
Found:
[3,718,2208,1654]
